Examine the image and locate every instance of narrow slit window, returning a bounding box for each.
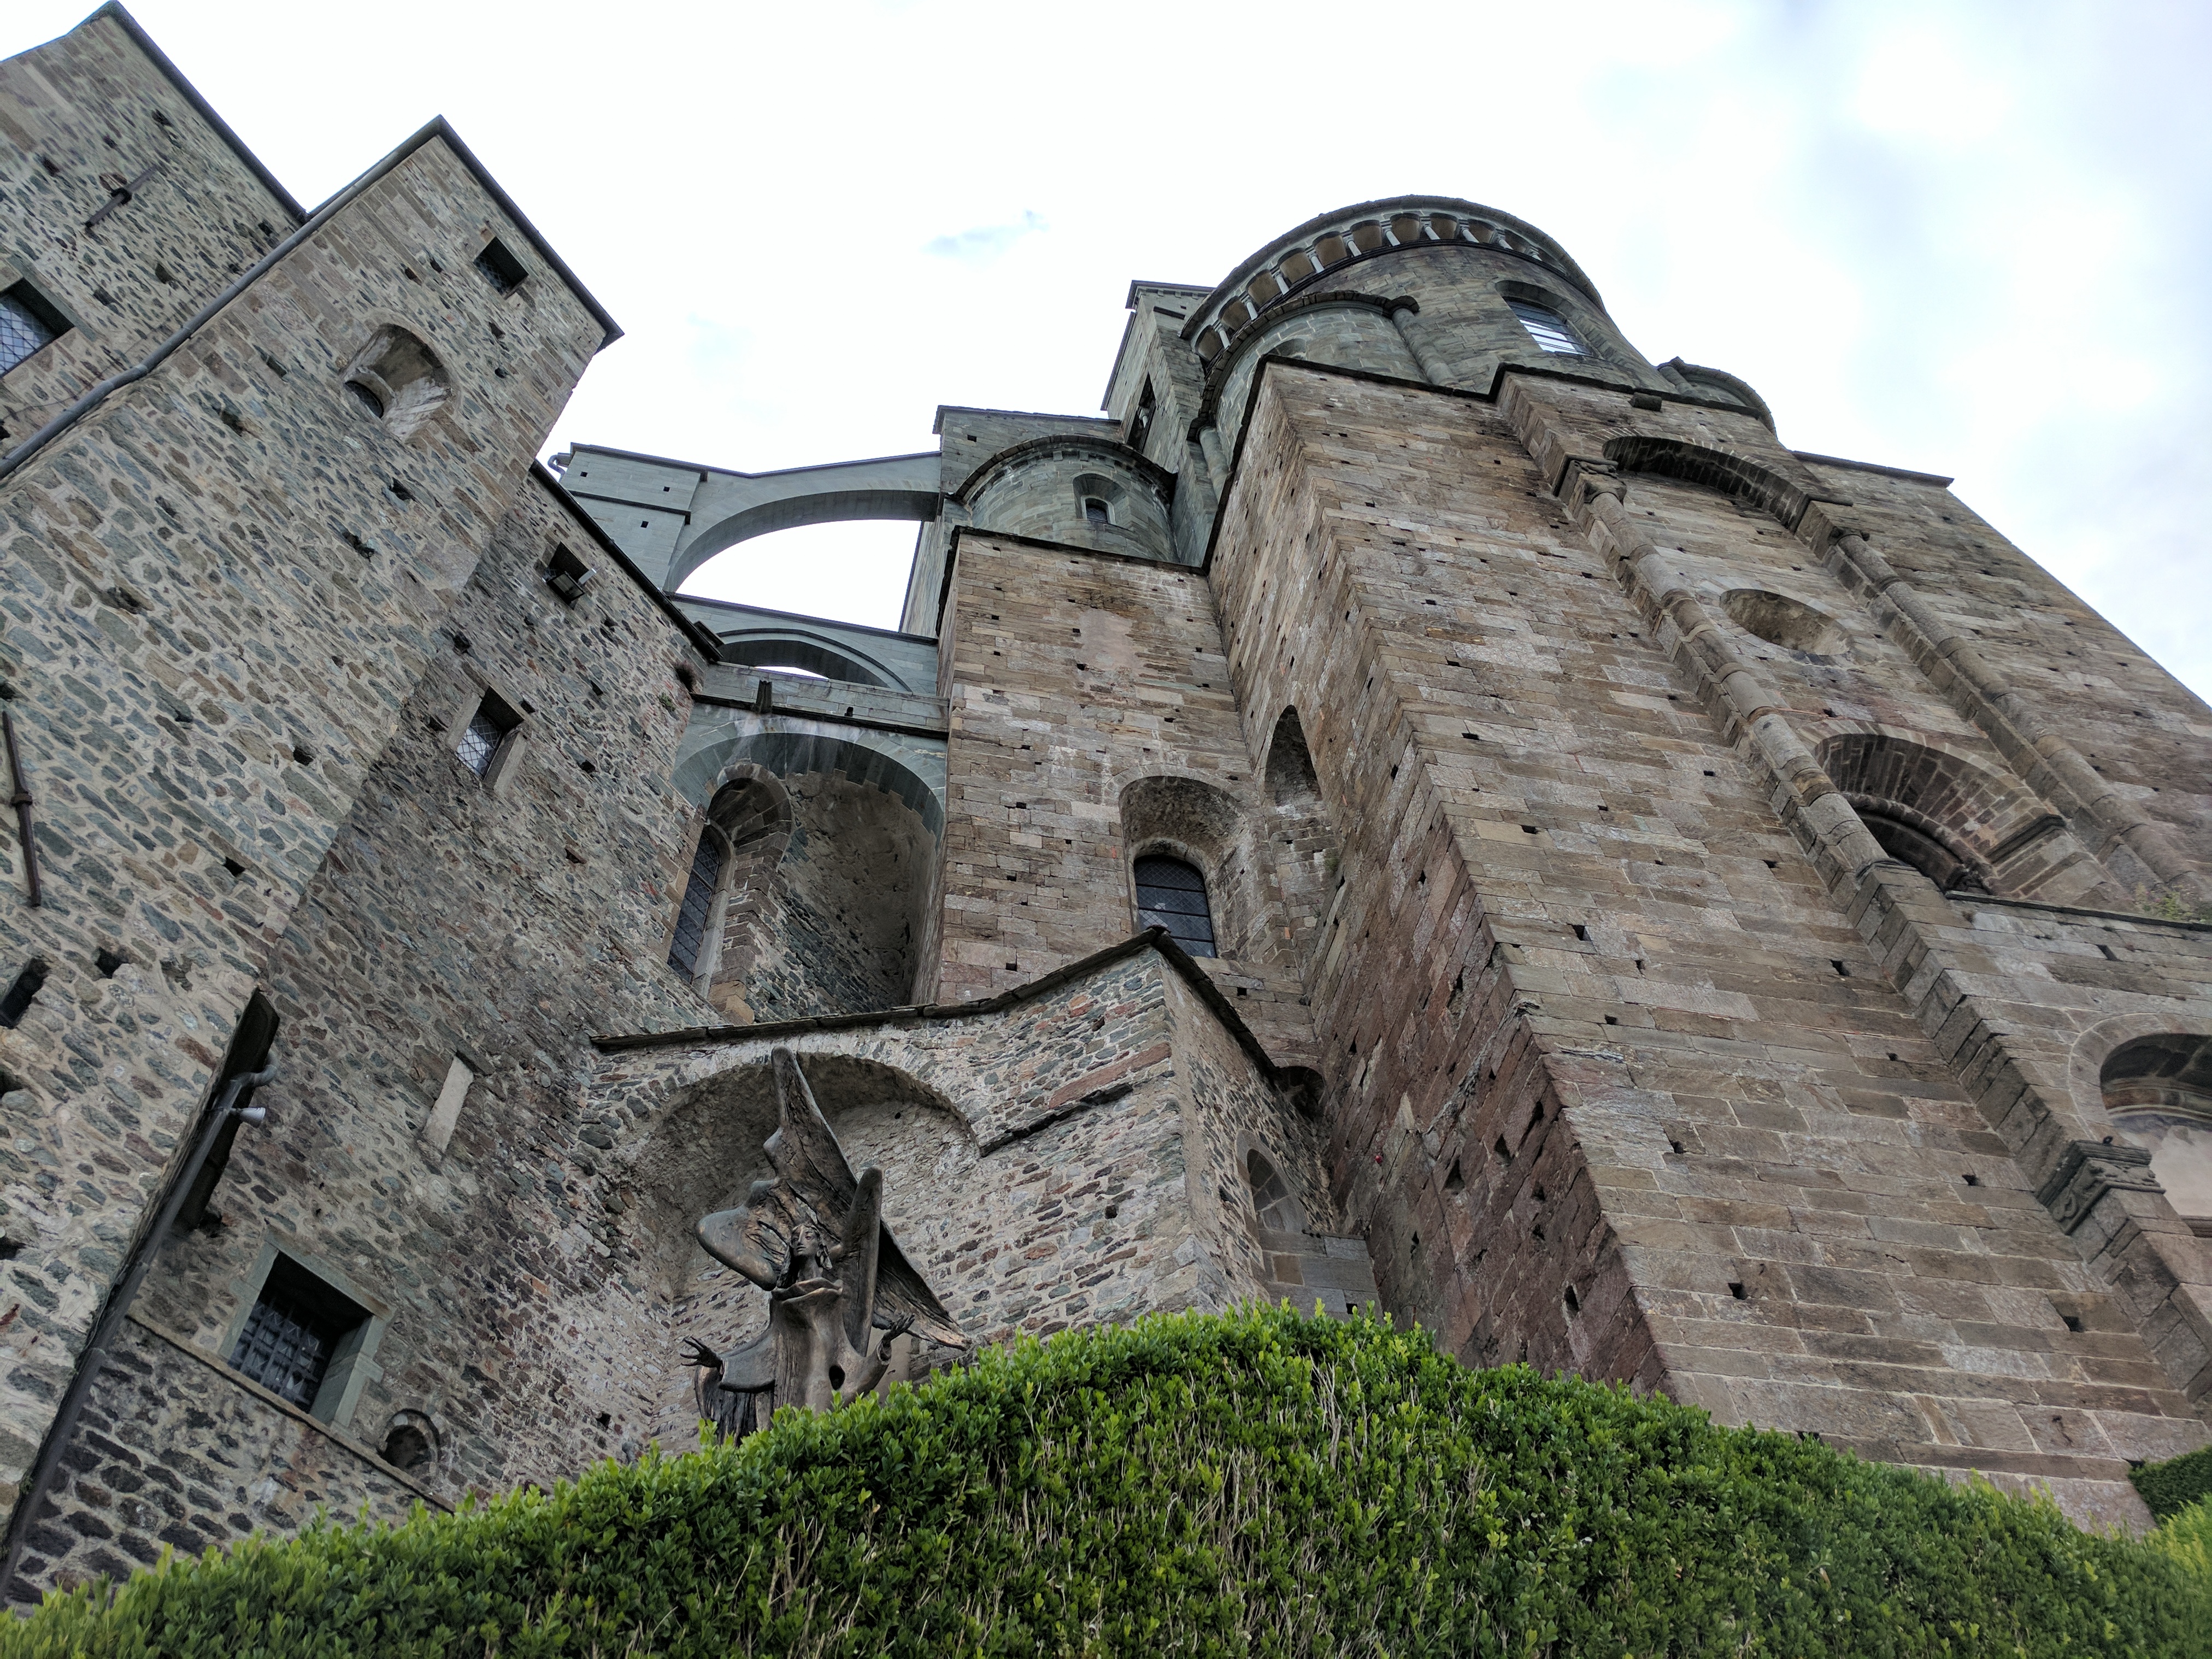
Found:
[1135,855,1216,957]
[455,692,519,777]
[0,280,68,377]
[1128,378,1156,450]
[668,828,726,976]
[474,238,527,295]
[229,1255,369,1413]
[1506,298,1586,356]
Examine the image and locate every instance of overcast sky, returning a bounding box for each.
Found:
[12,2,2211,697]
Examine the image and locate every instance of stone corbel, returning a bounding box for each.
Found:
[1557,456,1620,508]
[2035,1138,2163,1233]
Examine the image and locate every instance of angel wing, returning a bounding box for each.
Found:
[766,1048,965,1348]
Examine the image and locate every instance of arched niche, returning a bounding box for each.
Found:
[1261,708,1339,984]
[683,736,938,1020]
[1815,732,2085,899]
[2100,1034,2212,1228]
[1119,774,1284,976]
[626,1054,975,1312]
[341,323,450,440]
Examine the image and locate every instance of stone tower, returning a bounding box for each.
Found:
[0,7,2207,1604]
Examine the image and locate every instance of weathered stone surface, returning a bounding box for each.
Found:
[3,16,2207,1595]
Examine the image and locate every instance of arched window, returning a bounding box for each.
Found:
[1246,1150,1301,1233]
[342,325,450,437]
[1084,497,1110,526]
[2103,1034,2212,1230]
[1134,854,1215,956]
[1505,297,1586,357]
[668,827,727,978]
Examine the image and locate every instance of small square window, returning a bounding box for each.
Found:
[0,280,69,376]
[456,691,520,776]
[474,238,527,295]
[230,1254,369,1413]
[546,544,595,604]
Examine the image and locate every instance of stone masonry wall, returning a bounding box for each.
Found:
[931,531,1317,1063]
[581,944,1349,1446]
[17,470,715,1597]
[0,98,605,1542]
[25,1315,430,1598]
[0,12,298,445]
[1204,360,2209,1526]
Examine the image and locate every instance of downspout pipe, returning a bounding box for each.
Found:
[0,1066,275,1607]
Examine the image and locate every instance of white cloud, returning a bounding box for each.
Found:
[6,0,2207,698]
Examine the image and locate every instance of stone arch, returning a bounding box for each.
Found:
[1262,708,1339,983]
[687,734,937,1020]
[2098,1033,2212,1229]
[1603,434,1827,531]
[1816,732,2072,898]
[663,452,942,593]
[1119,774,1283,973]
[958,437,1174,562]
[711,626,911,690]
[626,1053,974,1310]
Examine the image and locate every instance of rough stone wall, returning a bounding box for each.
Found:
[1205,360,2209,1525]
[0,95,604,1540]
[584,945,1338,1444]
[1793,460,2212,875]
[0,11,298,441]
[711,767,932,1020]
[24,1316,431,1598]
[930,532,1316,1062]
[16,472,714,1597]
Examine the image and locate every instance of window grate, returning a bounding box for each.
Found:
[1506,298,1585,356]
[230,1289,334,1407]
[456,704,508,775]
[474,239,527,295]
[668,829,725,975]
[0,287,59,376]
[1084,498,1109,526]
[1134,855,1216,957]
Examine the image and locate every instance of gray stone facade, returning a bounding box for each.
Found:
[0,2,2206,1609]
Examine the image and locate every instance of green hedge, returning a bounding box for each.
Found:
[2132,1445,2212,1522]
[8,1306,2209,1656]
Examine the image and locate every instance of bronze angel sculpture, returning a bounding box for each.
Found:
[681,1047,964,1438]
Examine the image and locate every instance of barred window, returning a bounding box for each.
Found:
[455,693,518,777]
[0,281,68,377]
[229,1255,368,1411]
[1134,855,1216,957]
[668,827,726,976]
[1505,298,1586,356]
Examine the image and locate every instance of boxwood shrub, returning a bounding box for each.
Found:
[7,1306,2208,1656]
[2131,1444,2212,1523]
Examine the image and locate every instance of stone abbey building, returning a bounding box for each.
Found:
[0,0,2208,1602]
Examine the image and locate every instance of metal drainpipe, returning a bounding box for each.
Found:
[0,1066,276,1604]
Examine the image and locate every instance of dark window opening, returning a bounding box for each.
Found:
[1861,808,1987,892]
[380,1416,437,1472]
[176,991,279,1231]
[545,544,595,604]
[1083,497,1110,527]
[1505,297,1586,357]
[0,960,50,1027]
[0,280,69,376]
[667,827,726,976]
[456,691,520,778]
[1135,854,1215,956]
[1246,1150,1299,1232]
[474,238,527,295]
[229,1254,368,1411]
[1128,378,1156,450]
[344,379,386,419]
